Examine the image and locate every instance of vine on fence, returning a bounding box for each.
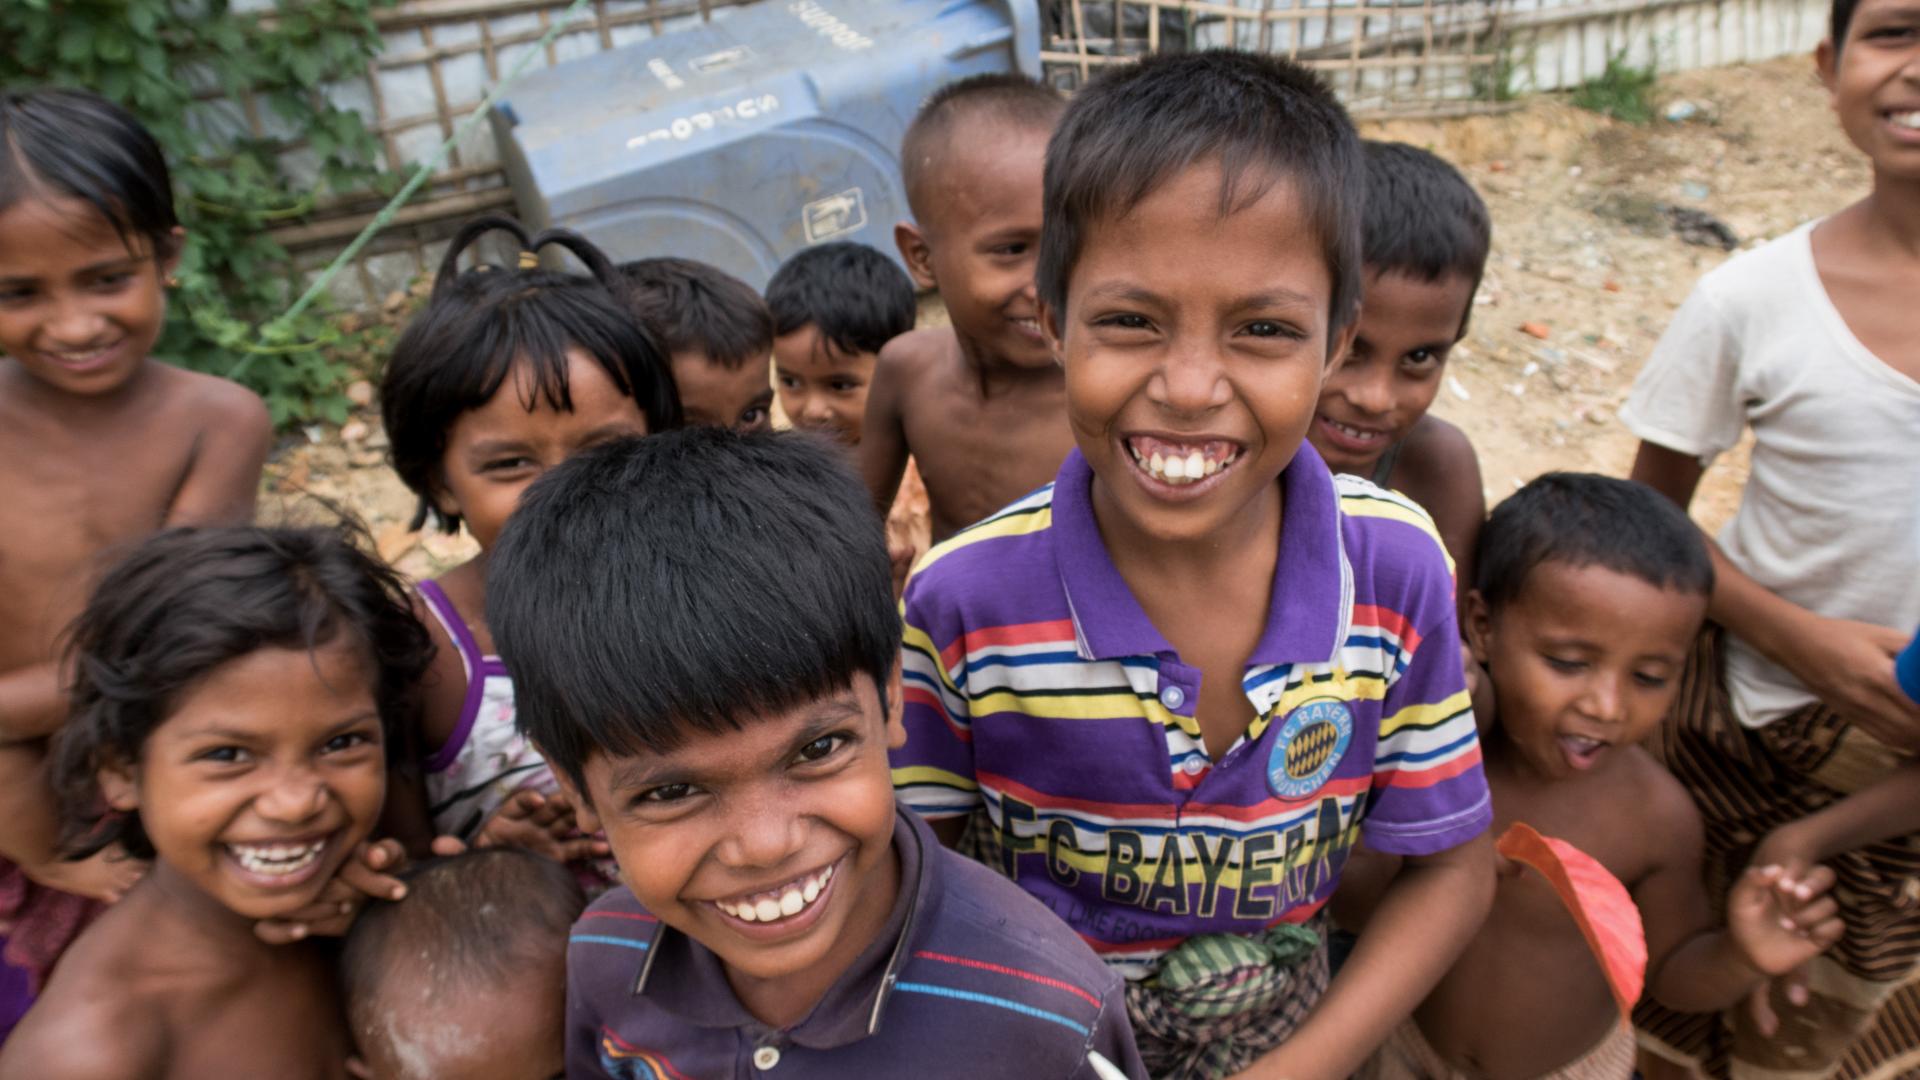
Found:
[1,0,399,424]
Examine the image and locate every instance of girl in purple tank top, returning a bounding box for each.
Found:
[377,215,680,888]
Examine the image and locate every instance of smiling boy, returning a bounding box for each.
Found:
[890,53,1494,1080]
[1308,141,1489,587]
[485,429,1145,1080]
[861,73,1076,543]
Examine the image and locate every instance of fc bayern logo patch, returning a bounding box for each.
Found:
[1267,698,1354,799]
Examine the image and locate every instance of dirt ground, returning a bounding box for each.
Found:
[270,53,1867,577]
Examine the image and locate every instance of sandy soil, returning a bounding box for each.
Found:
[270,54,1869,576]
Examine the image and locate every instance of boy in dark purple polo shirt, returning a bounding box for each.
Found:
[891,51,1496,1080]
[485,428,1147,1080]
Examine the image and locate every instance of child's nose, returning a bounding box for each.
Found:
[1343,367,1395,416]
[44,297,110,348]
[718,790,808,869]
[1152,339,1232,417]
[252,767,329,824]
[1578,673,1627,726]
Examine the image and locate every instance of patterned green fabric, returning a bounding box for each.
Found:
[1126,914,1330,1080]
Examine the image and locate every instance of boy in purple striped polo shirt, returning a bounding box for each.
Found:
[891,51,1495,1079]
[485,428,1146,1080]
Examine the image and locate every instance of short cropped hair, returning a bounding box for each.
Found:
[1037,51,1365,342]
[765,242,917,357]
[1361,141,1491,325]
[901,73,1064,222]
[382,215,682,533]
[619,257,774,370]
[53,525,433,861]
[487,428,899,790]
[1474,473,1714,615]
[0,88,179,260]
[340,850,583,1064]
[1832,0,1864,53]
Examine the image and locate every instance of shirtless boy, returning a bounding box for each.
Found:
[1354,474,1842,1080]
[861,73,1073,543]
[0,89,270,961]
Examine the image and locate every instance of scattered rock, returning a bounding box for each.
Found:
[346,380,375,407]
[1664,205,1739,251]
[382,290,408,313]
[340,420,370,443]
[1603,279,1623,292]
[1520,321,1552,340]
[1447,375,1471,402]
[1679,180,1711,201]
[1663,99,1703,122]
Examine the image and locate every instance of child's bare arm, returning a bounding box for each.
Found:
[0,661,66,741]
[1401,416,1485,601]
[1633,441,1920,745]
[0,745,142,901]
[163,384,271,527]
[1231,831,1495,1080]
[860,345,912,519]
[1642,779,1842,1012]
[1754,761,1920,875]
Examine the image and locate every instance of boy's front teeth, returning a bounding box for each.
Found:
[1128,438,1237,485]
[717,864,835,923]
[1893,111,1920,130]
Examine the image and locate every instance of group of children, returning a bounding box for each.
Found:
[0,0,1913,1073]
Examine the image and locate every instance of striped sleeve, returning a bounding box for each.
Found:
[1360,568,1492,856]
[891,563,981,820]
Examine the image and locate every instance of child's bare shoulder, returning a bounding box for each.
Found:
[877,327,963,385]
[1401,413,1477,469]
[0,966,164,1079]
[150,362,271,433]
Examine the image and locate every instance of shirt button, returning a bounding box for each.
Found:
[1183,757,1205,775]
[1160,685,1186,710]
[753,1046,781,1071]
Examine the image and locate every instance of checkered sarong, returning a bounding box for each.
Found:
[1123,914,1330,1080]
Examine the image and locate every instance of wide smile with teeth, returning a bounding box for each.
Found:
[1321,416,1388,444]
[1890,110,1920,131]
[226,839,326,877]
[713,863,835,924]
[1009,316,1042,337]
[1126,436,1240,486]
[42,343,120,368]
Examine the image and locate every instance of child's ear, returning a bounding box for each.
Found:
[893,221,938,291]
[96,756,139,813]
[1327,313,1361,373]
[1038,299,1066,366]
[1815,38,1839,98]
[884,656,907,752]
[159,226,187,279]
[1462,589,1495,662]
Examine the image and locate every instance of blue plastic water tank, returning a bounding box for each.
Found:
[491,0,1041,291]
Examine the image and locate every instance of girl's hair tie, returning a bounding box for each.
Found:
[517,250,540,270]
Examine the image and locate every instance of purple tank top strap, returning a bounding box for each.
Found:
[416,578,498,774]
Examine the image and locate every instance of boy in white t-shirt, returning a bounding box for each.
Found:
[1623,0,1920,1072]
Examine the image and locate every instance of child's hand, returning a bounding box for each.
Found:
[1727,863,1843,977]
[21,845,146,903]
[1786,617,1920,750]
[889,540,917,597]
[472,787,610,864]
[253,838,408,945]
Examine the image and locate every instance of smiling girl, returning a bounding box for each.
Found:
[0,525,432,1079]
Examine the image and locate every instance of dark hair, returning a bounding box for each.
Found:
[1361,141,1490,334]
[0,88,179,261]
[1036,51,1364,344]
[52,525,435,861]
[487,428,899,791]
[765,242,917,357]
[341,848,583,1045]
[901,72,1064,221]
[1832,0,1862,53]
[618,257,774,371]
[1474,473,1714,615]
[380,215,681,533]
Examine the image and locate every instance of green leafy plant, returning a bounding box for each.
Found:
[1571,50,1660,124]
[1470,33,1535,105]
[1,0,398,424]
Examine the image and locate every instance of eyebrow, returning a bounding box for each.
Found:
[1083,283,1318,311]
[607,695,867,792]
[178,711,379,744]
